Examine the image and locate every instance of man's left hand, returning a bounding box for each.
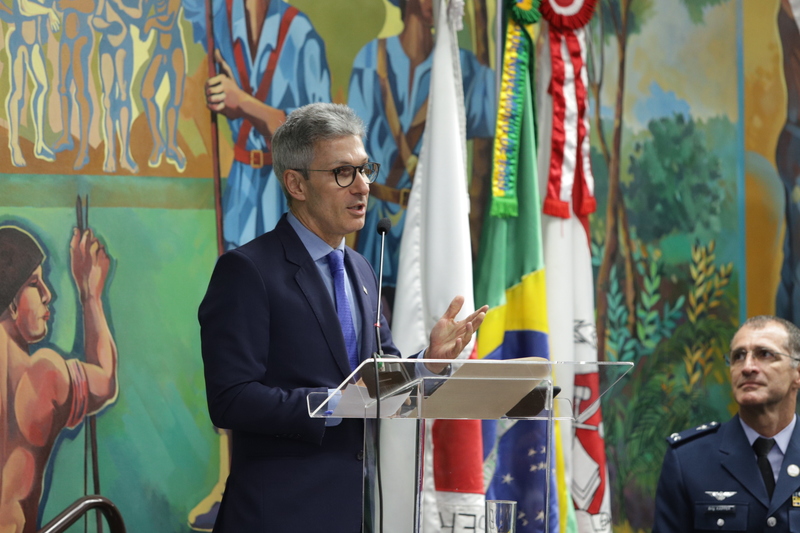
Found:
[427,296,488,361]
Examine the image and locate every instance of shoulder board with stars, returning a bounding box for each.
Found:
[665,422,720,447]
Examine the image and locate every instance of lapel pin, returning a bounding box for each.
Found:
[363,286,368,294]
[788,464,800,477]
[793,491,800,507]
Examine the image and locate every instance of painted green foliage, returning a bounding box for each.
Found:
[596,235,736,527]
[591,113,739,529]
[588,0,740,529]
[626,115,725,243]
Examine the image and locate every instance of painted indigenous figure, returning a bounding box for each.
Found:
[347,0,495,296]
[3,0,60,167]
[93,0,142,173]
[53,0,96,170]
[140,0,187,172]
[202,0,331,249]
[0,225,118,533]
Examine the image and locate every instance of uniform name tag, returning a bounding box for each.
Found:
[792,492,800,507]
[706,505,736,514]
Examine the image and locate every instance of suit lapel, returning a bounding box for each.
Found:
[770,418,800,514]
[720,416,771,507]
[277,217,352,380]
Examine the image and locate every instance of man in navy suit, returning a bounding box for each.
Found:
[199,102,486,532]
[653,315,800,532]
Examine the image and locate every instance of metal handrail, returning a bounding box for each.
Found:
[37,495,126,533]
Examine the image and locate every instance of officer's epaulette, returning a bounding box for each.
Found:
[665,421,720,447]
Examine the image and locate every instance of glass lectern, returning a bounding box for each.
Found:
[308,357,633,533]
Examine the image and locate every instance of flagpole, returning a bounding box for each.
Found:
[205,0,224,256]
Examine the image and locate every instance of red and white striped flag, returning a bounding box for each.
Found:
[536,2,612,532]
[540,0,597,220]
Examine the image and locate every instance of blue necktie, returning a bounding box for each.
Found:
[327,250,359,371]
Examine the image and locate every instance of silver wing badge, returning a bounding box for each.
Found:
[705,491,737,501]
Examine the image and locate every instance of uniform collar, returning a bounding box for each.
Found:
[739,414,797,454]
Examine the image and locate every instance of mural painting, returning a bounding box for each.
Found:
[586,0,744,530]
[775,0,800,325]
[0,0,225,527]
[0,0,497,530]
[0,216,117,532]
[3,0,60,167]
[347,0,495,308]
[0,0,789,531]
[185,0,333,528]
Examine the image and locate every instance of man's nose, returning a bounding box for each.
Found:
[351,170,371,194]
[741,352,760,372]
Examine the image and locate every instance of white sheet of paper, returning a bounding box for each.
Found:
[332,385,411,418]
[420,357,550,419]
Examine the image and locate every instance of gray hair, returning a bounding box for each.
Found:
[272,103,366,201]
[736,315,800,368]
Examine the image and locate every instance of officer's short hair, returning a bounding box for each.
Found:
[737,315,800,368]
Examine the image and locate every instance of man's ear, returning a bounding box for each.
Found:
[792,360,800,390]
[283,169,307,202]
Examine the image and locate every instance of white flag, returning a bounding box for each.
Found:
[382,1,483,532]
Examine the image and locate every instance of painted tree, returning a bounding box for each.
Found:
[626,114,724,243]
[586,0,729,361]
[600,115,733,527]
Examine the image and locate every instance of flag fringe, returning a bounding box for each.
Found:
[490,16,533,217]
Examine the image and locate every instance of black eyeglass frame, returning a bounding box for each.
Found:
[293,162,381,188]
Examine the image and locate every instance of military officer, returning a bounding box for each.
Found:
[653,315,800,532]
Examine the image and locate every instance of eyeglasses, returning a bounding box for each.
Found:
[725,347,800,366]
[294,162,381,188]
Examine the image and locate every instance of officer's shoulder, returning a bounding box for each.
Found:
[666,421,721,448]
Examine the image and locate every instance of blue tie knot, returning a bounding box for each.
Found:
[327,249,344,273]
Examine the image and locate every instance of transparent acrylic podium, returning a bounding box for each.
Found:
[308,357,633,533]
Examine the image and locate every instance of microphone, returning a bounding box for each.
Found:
[363,217,409,399]
[377,217,392,235]
[374,217,391,356]
[372,217,393,533]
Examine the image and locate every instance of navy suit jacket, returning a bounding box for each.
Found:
[199,215,400,533]
[653,415,800,532]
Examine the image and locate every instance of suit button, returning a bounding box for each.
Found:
[767,517,777,527]
[716,519,724,527]
[356,450,364,461]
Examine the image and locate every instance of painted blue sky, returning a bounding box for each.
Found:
[633,81,692,126]
[587,81,692,128]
